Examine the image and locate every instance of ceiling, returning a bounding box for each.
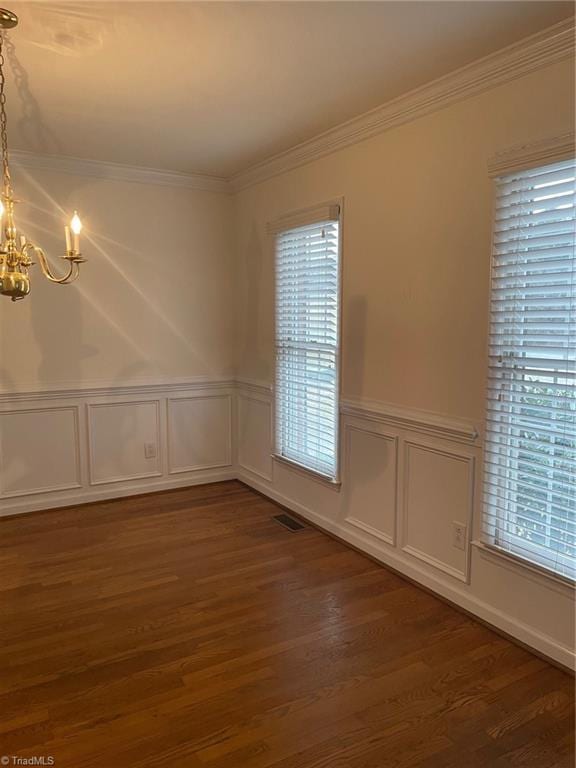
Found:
[4,1,574,177]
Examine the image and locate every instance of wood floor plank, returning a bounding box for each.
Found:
[0,480,573,767]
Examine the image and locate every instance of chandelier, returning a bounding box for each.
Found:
[0,8,85,301]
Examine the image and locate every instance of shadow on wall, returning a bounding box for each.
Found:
[5,35,62,154]
[240,222,270,383]
[340,294,389,494]
[344,294,367,401]
[29,271,94,387]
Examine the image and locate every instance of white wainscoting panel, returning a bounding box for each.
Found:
[401,441,474,583]
[2,378,573,669]
[0,406,81,498]
[343,422,398,546]
[87,400,162,485]
[237,391,273,481]
[168,394,232,474]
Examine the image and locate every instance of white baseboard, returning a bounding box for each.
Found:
[0,469,236,518]
[237,471,575,671]
[1,372,572,671]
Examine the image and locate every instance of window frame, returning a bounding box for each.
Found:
[482,140,576,585]
[270,199,343,485]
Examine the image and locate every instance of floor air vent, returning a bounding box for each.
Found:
[273,513,307,532]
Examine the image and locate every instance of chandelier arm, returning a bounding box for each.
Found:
[29,245,80,285]
[0,12,87,303]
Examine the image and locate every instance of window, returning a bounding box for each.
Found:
[274,204,341,480]
[483,157,575,581]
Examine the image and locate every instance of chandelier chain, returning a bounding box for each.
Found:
[0,14,85,300]
[0,30,12,197]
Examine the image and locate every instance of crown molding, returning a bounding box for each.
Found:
[11,150,231,195]
[230,18,575,192]
[6,19,574,195]
[487,131,575,177]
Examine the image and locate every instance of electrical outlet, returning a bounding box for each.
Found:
[144,442,157,459]
[452,522,467,551]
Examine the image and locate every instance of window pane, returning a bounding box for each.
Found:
[275,217,340,479]
[484,157,576,581]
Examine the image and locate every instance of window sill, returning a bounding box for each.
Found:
[272,454,342,490]
[472,540,575,593]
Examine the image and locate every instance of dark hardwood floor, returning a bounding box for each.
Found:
[0,481,573,767]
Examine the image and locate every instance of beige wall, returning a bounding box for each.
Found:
[0,169,235,392]
[233,59,576,668]
[234,59,575,422]
[0,57,573,666]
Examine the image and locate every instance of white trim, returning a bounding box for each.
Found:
[345,517,395,548]
[236,391,274,482]
[341,396,479,445]
[237,471,575,671]
[235,378,273,397]
[0,405,82,498]
[488,132,575,177]
[473,540,576,593]
[0,469,236,519]
[166,393,233,475]
[401,545,469,584]
[0,377,236,517]
[230,19,575,191]
[12,150,231,195]
[267,202,340,234]
[343,422,399,547]
[236,382,480,446]
[86,399,163,486]
[0,376,235,404]
[401,441,475,584]
[6,21,573,195]
[272,200,343,484]
[272,453,342,490]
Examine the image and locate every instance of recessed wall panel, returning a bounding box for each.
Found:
[0,407,80,497]
[88,400,161,485]
[168,395,232,473]
[237,394,273,481]
[344,426,397,545]
[402,442,474,581]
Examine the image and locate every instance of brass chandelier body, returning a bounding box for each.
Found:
[0,8,85,301]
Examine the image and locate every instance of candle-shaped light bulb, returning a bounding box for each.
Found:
[70,211,82,252]
[0,199,4,218]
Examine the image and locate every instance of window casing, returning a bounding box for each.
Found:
[274,206,341,480]
[483,157,575,581]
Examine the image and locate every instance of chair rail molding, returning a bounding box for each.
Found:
[0,376,236,404]
[0,377,236,517]
[341,396,480,445]
[2,377,573,670]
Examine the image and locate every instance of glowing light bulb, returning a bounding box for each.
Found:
[71,211,82,235]
[70,211,82,252]
[0,199,4,218]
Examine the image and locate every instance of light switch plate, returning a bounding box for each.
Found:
[453,521,467,551]
[144,442,157,459]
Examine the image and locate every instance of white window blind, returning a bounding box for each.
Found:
[274,212,340,479]
[483,157,576,581]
